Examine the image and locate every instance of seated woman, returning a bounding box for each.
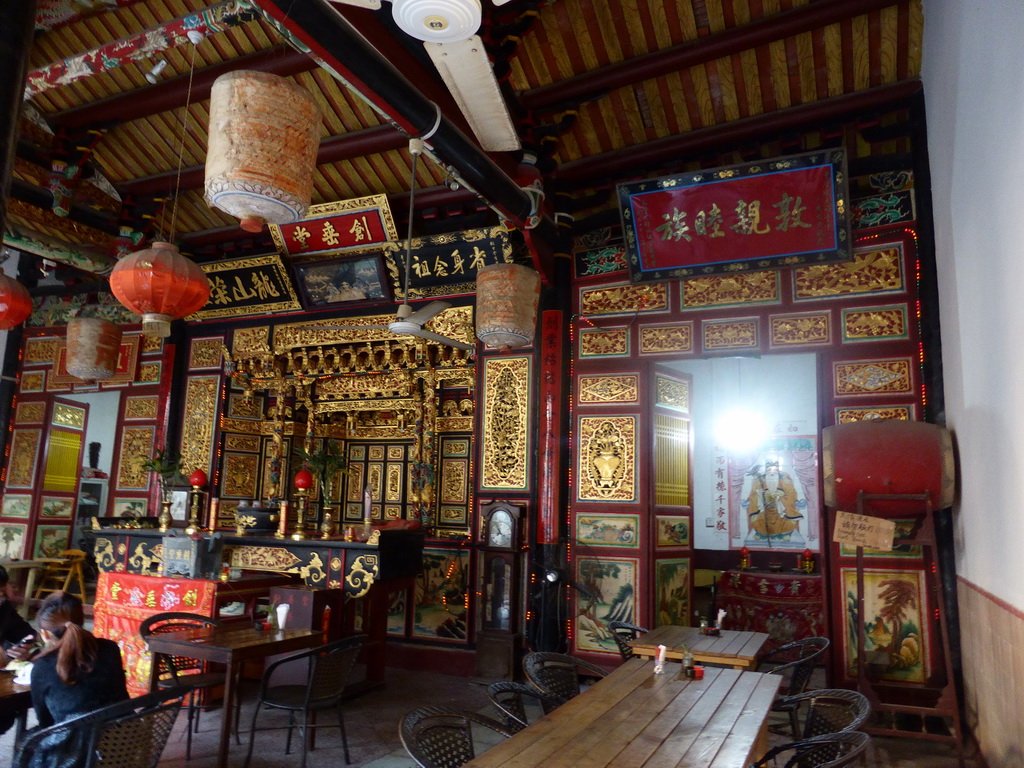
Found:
[0,565,39,666]
[30,591,129,729]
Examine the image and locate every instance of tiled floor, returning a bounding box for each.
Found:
[2,666,983,767]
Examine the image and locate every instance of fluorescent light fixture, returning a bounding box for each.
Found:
[424,37,521,152]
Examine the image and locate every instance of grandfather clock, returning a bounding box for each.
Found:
[475,502,524,680]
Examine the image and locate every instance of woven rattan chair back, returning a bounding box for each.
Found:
[486,681,563,732]
[778,688,871,740]
[761,637,830,696]
[606,621,648,662]
[751,730,870,768]
[400,706,514,768]
[522,651,607,702]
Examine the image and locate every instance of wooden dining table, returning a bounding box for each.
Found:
[145,623,324,768]
[0,671,32,747]
[629,625,770,670]
[466,657,781,768]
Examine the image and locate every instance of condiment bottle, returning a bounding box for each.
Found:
[683,650,695,677]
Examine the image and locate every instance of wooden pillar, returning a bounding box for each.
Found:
[0,0,36,233]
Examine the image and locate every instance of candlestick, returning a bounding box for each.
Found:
[363,484,372,525]
[275,500,289,539]
[207,497,219,530]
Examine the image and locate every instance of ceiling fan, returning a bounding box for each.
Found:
[299,139,476,352]
[327,0,520,151]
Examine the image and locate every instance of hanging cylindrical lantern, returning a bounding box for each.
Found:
[475,263,541,350]
[66,317,122,381]
[109,241,210,337]
[205,70,321,233]
[0,273,32,330]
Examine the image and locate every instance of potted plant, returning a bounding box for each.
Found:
[141,447,189,530]
[295,441,348,517]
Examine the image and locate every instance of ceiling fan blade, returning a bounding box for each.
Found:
[294,324,390,332]
[401,326,475,351]
[406,300,451,326]
[327,0,383,9]
[424,37,521,152]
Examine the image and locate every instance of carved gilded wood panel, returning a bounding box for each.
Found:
[480,355,531,491]
[576,415,637,503]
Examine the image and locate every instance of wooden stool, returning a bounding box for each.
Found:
[33,549,88,605]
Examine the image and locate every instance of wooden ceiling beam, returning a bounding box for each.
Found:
[50,45,314,130]
[521,0,908,114]
[553,80,923,186]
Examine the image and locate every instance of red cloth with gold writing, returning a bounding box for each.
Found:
[717,569,825,656]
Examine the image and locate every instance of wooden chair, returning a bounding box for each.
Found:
[777,688,871,740]
[139,612,227,761]
[692,568,723,622]
[243,635,366,768]
[522,651,607,703]
[400,706,514,768]
[14,686,187,768]
[750,730,871,768]
[485,681,563,732]
[606,620,648,662]
[758,636,830,737]
[33,549,88,604]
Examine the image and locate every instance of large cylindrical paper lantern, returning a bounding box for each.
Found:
[475,263,541,350]
[0,273,32,330]
[66,317,122,380]
[109,241,211,337]
[205,70,321,233]
[822,419,955,511]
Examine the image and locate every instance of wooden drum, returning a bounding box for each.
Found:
[822,419,955,510]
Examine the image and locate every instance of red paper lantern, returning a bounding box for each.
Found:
[189,468,208,488]
[294,469,313,490]
[0,273,32,330]
[109,242,210,337]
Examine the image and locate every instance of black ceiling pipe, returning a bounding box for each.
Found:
[251,0,557,265]
[10,178,121,236]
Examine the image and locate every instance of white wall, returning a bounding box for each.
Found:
[60,390,121,476]
[923,0,1024,609]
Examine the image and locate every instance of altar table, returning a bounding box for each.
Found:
[465,657,781,768]
[629,624,769,670]
[716,569,825,656]
[146,624,323,768]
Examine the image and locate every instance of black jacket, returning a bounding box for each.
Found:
[30,638,129,728]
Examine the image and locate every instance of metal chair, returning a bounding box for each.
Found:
[243,634,366,768]
[485,681,563,732]
[522,651,607,703]
[399,706,515,768]
[750,730,871,768]
[138,611,227,761]
[758,637,830,737]
[776,688,871,740]
[14,686,187,768]
[606,620,648,661]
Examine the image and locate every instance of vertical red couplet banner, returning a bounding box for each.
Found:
[537,311,564,544]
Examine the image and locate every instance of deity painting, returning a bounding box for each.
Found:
[730,438,819,550]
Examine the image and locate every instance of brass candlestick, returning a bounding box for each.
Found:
[291,490,308,540]
[186,487,203,535]
[320,511,333,540]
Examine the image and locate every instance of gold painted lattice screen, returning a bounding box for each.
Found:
[654,413,689,507]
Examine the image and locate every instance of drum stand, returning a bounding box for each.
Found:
[852,491,966,767]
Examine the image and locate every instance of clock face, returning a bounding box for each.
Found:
[487,509,514,548]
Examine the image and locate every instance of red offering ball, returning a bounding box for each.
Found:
[189,468,208,487]
[294,469,314,490]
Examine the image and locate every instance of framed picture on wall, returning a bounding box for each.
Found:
[0,523,27,559]
[294,254,391,309]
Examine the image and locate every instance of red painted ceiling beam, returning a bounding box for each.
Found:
[521,0,906,113]
[554,80,923,185]
[118,124,408,197]
[51,45,314,130]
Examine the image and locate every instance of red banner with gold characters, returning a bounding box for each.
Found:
[92,571,218,697]
[269,195,397,258]
[618,150,850,279]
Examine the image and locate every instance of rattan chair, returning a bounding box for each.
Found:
[758,637,830,737]
[139,611,227,760]
[750,730,871,768]
[14,686,187,768]
[606,620,648,661]
[243,634,366,768]
[522,651,607,703]
[485,681,563,732]
[778,688,871,740]
[400,706,515,768]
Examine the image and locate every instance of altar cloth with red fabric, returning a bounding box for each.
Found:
[716,569,826,657]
